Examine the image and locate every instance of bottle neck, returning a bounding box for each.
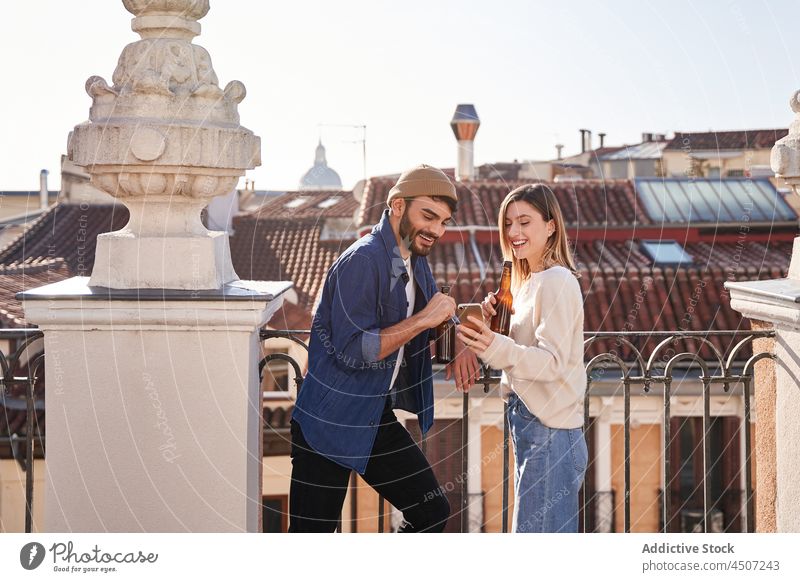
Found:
[499,266,512,291]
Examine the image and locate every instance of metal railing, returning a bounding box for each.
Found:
[2,327,773,533]
[0,329,46,534]
[260,328,774,533]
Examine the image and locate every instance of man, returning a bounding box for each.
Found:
[289,164,481,532]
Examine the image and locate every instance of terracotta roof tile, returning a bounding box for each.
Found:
[664,129,788,151]
[357,178,650,228]
[229,216,355,316]
[0,203,129,275]
[0,259,72,327]
[241,189,359,221]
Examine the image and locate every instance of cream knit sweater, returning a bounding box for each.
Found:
[479,265,586,429]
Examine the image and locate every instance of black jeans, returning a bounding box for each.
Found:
[288,397,450,532]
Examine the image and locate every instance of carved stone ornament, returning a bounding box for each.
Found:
[68,0,261,289]
[771,90,800,193]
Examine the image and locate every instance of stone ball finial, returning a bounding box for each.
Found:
[791,90,800,114]
[224,81,246,104]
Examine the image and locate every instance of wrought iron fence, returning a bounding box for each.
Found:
[2,327,773,533]
[260,328,774,533]
[0,329,45,534]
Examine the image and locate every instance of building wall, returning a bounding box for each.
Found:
[480,424,514,533]
[0,459,45,532]
[610,422,661,532]
[660,149,773,179]
[0,193,56,220]
[59,155,116,205]
[353,474,387,533]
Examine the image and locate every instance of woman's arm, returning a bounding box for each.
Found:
[457,275,582,383]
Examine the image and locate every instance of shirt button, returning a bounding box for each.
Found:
[369,421,375,426]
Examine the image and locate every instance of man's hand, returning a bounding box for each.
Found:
[446,335,482,392]
[418,292,457,329]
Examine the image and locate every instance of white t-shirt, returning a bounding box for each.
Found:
[388,256,415,398]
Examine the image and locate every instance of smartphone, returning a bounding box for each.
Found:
[457,303,484,332]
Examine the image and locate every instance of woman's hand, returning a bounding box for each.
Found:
[481,292,498,319]
[456,315,497,356]
[481,292,515,319]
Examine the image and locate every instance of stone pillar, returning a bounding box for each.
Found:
[751,320,777,532]
[726,90,800,532]
[18,0,291,532]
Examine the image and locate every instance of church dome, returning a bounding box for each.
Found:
[299,140,342,190]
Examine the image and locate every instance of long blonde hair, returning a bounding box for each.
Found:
[498,184,578,290]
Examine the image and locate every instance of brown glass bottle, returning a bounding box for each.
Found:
[491,261,513,336]
[435,285,455,364]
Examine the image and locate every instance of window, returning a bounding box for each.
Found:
[284,196,310,209]
[262,495,288,532]
[668,417,742,532]
[641,240,694,266]
[261,348,291,392]
[317,196,341,209]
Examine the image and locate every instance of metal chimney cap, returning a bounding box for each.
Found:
[451,104,480,141]
[450,103,480,124]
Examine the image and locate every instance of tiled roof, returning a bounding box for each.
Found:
[229,215,356,317]
[356,178,649,228]
[425,237,792,358]
[664,129,788,151]
[241,189,359,220]
[0,259,72,327]
[0,190,791,356]
[238,210,793,350]
[600,141,668,160]
[0,203,129,275]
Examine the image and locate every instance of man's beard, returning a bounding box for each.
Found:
[399,209,439,256]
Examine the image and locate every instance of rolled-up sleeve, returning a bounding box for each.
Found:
[328,252,381,369]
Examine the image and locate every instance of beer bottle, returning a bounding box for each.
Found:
[491,261,513,336]
[435,285,455,364]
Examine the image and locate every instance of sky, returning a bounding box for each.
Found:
[1,0,799,192]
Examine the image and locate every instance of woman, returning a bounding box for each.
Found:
[457,184,587,533]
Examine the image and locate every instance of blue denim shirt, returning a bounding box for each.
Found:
[291,209,438,474]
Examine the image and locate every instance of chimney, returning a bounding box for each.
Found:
[598,132,606,148]
[450,104,480,181]
[39,169,49,210]
[555,144,564,160]
[642,132,653,142]
[579,129,588,153]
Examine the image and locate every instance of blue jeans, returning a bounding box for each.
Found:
[508,393,588,533]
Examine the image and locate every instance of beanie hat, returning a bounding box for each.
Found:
[386,164,458,206]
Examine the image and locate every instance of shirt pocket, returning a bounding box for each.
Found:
[378,300,404,325]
